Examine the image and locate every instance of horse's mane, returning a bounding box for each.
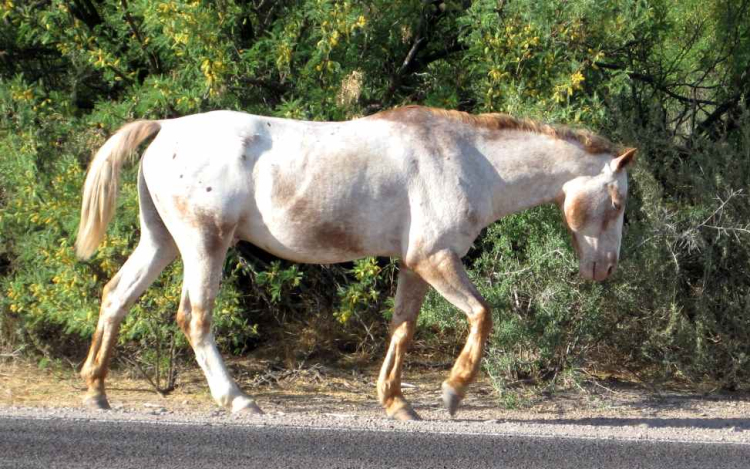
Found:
[371,105,618,155]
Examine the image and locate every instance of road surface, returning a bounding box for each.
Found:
[1,414,749,469]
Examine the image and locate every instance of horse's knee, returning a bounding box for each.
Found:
[390,320,414,342]
[178,304,212,346]
[176,306,190,337]
[101,274,121,300]
[98,274,137,324]
[189,311,212,344]
[98,275,124,317]
[176,292,195,339]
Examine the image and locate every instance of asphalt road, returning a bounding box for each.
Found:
[1,416,748,469]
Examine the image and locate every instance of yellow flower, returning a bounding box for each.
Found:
[571,71,585,89]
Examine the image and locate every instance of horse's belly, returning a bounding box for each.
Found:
[238,208,403,264]
[239,224,393,264]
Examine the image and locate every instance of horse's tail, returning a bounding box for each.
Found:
[75,120,162,260]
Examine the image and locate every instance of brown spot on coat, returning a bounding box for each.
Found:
[173,196,189,217]
[564,193,590,231]
[176,293,211,345]
[172,196,234,254]
[192,209,234,254]
[190,307,212,340]
[286,197,312,222]
[271,171,298,206]
[608,184,624,209]
[176,293,191,336]
[568,228,583,258]
[280,193,364,254]
[557,196,583,258]
[81,272,123,391]
[310,221,363,253]
[599,185,625,231]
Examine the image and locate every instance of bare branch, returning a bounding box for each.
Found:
[121,0,162,75]
[119,355,169,397]
[595,62,720,106]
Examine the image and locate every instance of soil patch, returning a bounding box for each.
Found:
[3,356,750,427]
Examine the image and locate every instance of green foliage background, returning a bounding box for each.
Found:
[1,0,749,392]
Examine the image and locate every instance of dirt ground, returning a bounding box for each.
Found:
[3,354,750,427]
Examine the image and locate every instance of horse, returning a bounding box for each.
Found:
[75,105,635,420]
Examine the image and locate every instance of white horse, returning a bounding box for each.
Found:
[76,106,635,420]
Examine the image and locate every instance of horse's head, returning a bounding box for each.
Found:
[560,148,636,281]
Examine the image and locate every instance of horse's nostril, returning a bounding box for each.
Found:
[607,264,614,276]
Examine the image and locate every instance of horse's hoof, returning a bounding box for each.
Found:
[441,382,462,417]
[389,405,422,422]
[232,401,264,416]
[83,394,111,410]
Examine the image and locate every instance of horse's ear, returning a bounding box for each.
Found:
[613,147,637,172]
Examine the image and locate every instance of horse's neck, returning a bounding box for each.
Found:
[480,132,607,220]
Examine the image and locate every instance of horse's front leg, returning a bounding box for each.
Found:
[412,249,493,417]
[177,238,262,415]
[377,264,429,420]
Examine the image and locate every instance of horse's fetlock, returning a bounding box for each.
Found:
[377,381,390,404]
[101,307,126,326]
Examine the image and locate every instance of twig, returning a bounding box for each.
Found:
[155,334,161,391]
[580,370,623,395]
[358,317,377,344]
[595,62,720,106]
[703,225,750,235]
[120,0,162,75]
[666,240,680,274]
[167,332,176,390]
[0,347,24,359]
[679,189,745,241]
[383,0,445,103]
[120,356,167,398]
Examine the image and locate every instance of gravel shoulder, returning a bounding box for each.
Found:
[2,358,750,444]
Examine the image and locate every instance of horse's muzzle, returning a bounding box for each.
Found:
[580,255,617,282]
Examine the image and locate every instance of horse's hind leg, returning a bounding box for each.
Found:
[80,201,177,409]
[177,238,262,415]
[377,264,429,421]
[411,249,492,417]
